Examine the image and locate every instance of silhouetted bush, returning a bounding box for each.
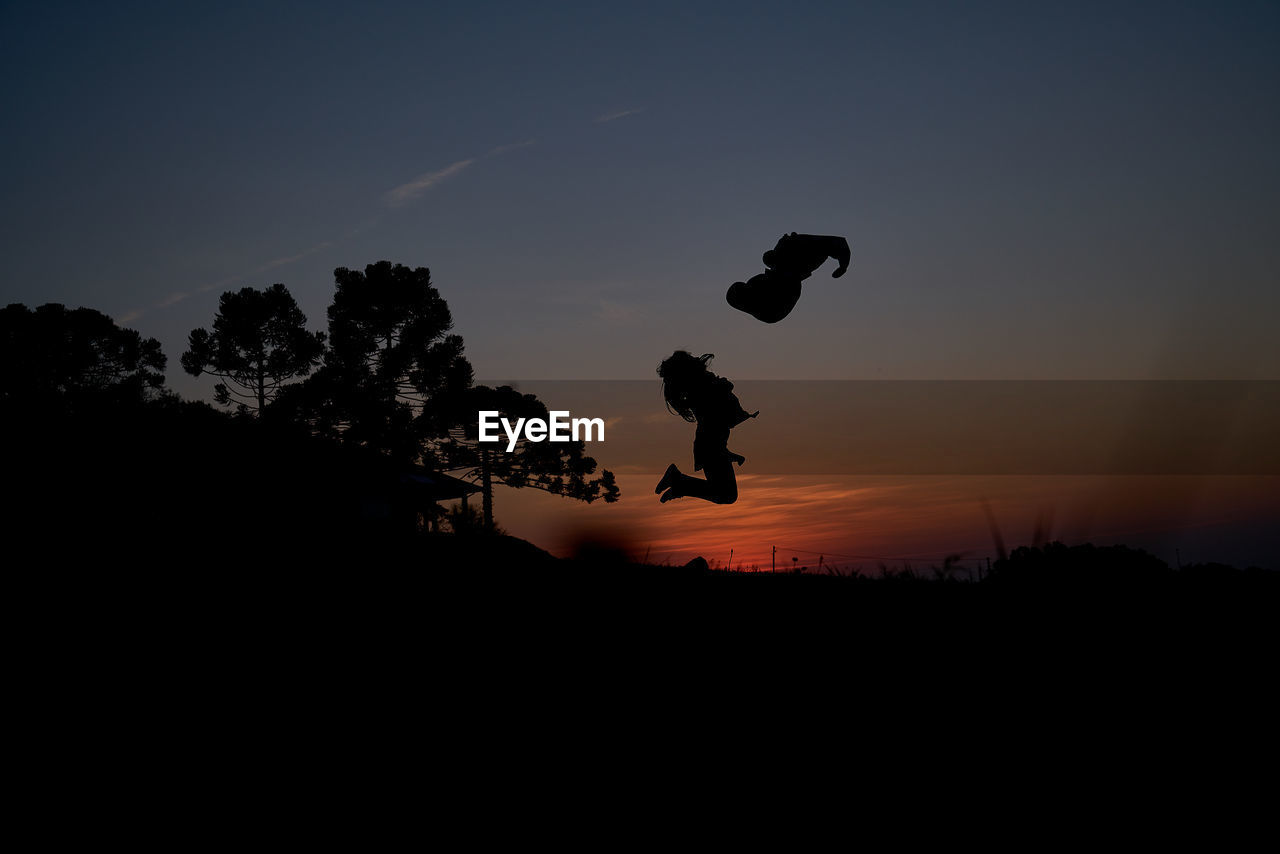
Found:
[985,541,1172,589]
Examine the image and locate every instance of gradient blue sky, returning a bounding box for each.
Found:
[3,0,1278,402]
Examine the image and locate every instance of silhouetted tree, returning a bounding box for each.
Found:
[433,384,620,531]
[0,302,165,413]
[277,262,472,462]
[275,262,617,531]
[181,284,325,414]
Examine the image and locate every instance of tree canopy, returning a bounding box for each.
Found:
[249,261,620,529]
[0,302,165,412]
[326,261,472,402]
[433,384,620,530]
[279,262,473,461]
[181,283,325,414]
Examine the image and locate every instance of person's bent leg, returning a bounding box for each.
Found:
[655,463,680,495]
[701,456,738,505]
[663,458,737,504]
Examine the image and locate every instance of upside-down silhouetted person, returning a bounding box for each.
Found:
[654,351,757,505]
[726,232,851,323]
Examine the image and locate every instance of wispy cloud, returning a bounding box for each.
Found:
[116,240,333,325]
[116,135,534,326]
[257,242,331,272]
[384,158,476,207]
[382,139,536,208]
[487,138,537,156]
[593,299,645,325]
[594,108,644,124]
[543,280,647,326]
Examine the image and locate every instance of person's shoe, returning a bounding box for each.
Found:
[655,463,679,495]
[660,488,678,503]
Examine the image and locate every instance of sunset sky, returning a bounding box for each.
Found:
[4,2,1277,566]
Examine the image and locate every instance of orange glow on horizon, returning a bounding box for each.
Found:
[490,473,1280,572]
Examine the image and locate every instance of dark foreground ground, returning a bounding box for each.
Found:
[8,394,1273,776]
[19,530,1276,641]
[10,528,1276,778]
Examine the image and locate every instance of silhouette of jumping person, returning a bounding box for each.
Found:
[726,232,851,323]
[654,351,757,505]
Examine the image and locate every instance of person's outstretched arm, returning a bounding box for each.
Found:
[824,235,851,277]
[764,234,851,278]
